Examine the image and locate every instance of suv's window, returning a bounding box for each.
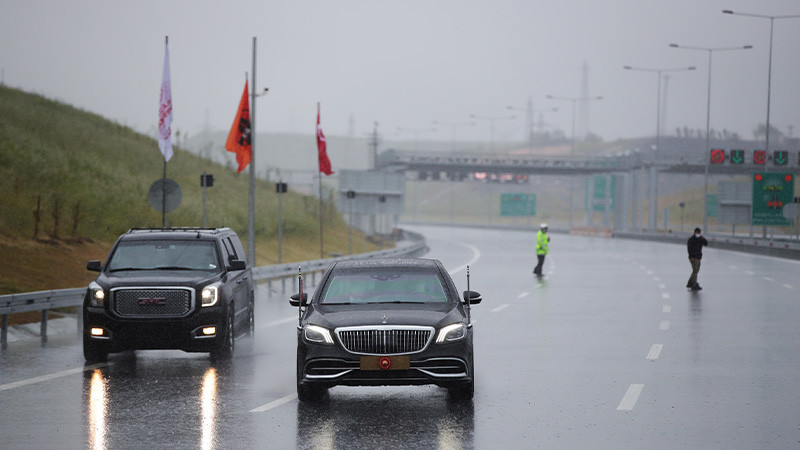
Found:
[320,269,449,305]
[106,240,220,272]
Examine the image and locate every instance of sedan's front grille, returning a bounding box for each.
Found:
[336,326,435,355]
[112,287,193,318]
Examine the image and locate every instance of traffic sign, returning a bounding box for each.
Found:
[500,193,536,216]
[752,173,794,226]
[753,150,766,165]
[710,149,725,164]
[773,150,788,166]
[730,149,744,165]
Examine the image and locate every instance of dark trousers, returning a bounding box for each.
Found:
[534,254,546,275]
[688,258,701,287]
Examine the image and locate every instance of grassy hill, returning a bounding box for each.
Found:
[0,85,378,295]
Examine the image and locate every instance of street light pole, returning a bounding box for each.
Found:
[623,65,696,232]
[546,94,603,229]
[722,10,800,152]
[507,100,558,158]
[469,113,516,152]
[669,43,752,233]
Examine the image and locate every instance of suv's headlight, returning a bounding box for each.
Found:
[304,325,334,344]
[89,281,105,307]
[436,323,466,343]
[201,282,221,307]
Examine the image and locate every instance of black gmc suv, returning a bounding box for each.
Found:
[83,228,255,362]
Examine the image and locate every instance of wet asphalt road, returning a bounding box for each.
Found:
[1,225,799,449]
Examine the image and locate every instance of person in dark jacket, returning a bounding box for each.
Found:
[687,227,708,290]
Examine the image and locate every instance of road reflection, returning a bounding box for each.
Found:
[87,369,107,450]
[81,354,226,450]
[296,388,474,449]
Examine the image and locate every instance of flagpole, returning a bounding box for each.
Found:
[318,102,324,259]
[161,35,168,229]
[248,37,256,267]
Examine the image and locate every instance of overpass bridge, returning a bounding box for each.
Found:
[375,147,799,233]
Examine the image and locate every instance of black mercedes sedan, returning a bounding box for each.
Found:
[290,258,481,402]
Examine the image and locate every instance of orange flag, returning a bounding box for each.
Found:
[225,80,252,173]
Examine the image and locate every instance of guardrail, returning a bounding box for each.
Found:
[0,230,428,349]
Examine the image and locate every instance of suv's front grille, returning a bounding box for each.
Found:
[112,287,193,318]
[336,326,434,355]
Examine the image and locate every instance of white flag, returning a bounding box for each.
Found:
[157,39,173,162]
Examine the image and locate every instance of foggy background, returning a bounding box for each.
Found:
[2,0,798,157]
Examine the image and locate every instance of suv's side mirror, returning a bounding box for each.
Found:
[227,259,247,271]
[87,260,102,272]
[462,290,482,305]
[289,293,308,307]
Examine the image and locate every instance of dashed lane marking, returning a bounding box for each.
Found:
[250,393,297,413]
[783,284,795,290]
[491,304,509,313]
[617,384,644,411]
[659,320,670,331]
[661,293,670,300]
[658,284,666,289]
[646,344,663,361]
[763,276,775,282]
[517,292,530,299]
[663,305,671,313]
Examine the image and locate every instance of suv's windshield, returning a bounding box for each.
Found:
[106,240,220,272]
[320,269,450,305]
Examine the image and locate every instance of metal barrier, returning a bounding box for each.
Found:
[0,230,428,349]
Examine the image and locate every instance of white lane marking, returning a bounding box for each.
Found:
[645,270,653,275]
[763,276,774,282]
[661,293,670,300]
[659,320,670,331]
[653,276,661,281]
[729,265,738,270]
[256,316,297,330]
[491,304,509,313]
[746,271,755,276]
[646,344,663,361]
[617,384,644,411]
[250,393,297,413]
[517,292,530,299]
[658,284,666,290]
[446,242,482,276]
[0,363,108,392]
[783,284,795,290]
[662,305,671,313]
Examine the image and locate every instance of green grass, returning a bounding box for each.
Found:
[0,85,378,294]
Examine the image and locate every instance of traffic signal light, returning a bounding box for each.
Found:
[730,149,744,164]
[710,149,725,164]
[753,150,766,165]
[773,150,788,166]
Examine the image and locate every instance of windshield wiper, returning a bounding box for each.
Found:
[152,266,196,271]
[107,267,151,272]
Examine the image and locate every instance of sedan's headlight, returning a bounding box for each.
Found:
[436,323,466,343]
[89,281,105,307]
[201,282,221,307]
[304,325,334,344]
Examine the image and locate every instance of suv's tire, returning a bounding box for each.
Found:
[211,306,234,360]
[83,334,109,363]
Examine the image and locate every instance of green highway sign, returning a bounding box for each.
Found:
[500,193,536,216]
[752,172,794,226]
[706,194,718,218]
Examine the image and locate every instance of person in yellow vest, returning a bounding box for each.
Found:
[533,223,549,277]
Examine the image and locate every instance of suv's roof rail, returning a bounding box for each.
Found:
[126,227,232,234]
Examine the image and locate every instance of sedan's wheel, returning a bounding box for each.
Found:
[448,379,474,401]
[211,306,234,360]
[83,334,109,363]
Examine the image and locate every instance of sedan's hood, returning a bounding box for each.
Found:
[307,304,463,330]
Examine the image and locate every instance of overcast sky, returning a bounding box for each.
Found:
[2,0,799,146]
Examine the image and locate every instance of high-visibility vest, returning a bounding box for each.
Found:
[536,230,549,255]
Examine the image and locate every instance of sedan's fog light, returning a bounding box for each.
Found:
[202,326,216,336]
[90,327,105,336]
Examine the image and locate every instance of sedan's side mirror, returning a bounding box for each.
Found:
[87,260,102,272]
[289,293,308,307]
[462,290,482,305]
[227,259,247,271]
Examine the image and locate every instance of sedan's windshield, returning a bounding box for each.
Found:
[106,240,220,272]
[320,269,450,305]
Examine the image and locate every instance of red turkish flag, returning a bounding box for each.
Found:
[225,81,252,173]
[316,103,334,176]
